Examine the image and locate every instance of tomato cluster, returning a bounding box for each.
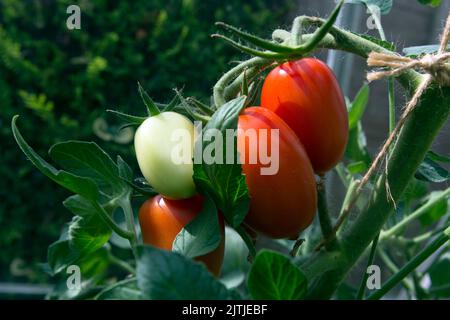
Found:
[134,58,347,275]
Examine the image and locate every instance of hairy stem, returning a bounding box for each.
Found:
[118,197,139,260]
[317,177,337,250]
[381,187,450,239]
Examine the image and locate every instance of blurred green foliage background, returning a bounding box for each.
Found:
[0,0,294,281]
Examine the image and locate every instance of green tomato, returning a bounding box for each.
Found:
[134,112,196,199]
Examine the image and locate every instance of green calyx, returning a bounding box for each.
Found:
[212,0,343,61]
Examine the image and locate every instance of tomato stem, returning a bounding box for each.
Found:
[380,188,450,239]
[108,251,135,275]
[118,197,140,260]
[94,201,134,240]
[317,176,338,251]
[235,225,257,260]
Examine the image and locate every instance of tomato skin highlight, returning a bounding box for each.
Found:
[261,58,348,173]
[138,195,225,276]
[134,112,196,200]
[237,107,317,239]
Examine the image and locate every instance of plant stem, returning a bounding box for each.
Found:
[356,233,380,299]
[381,188,450,239]
[412,222,450,243]
[235,225,257,260]
[108,252,135,275]
[317,176,337,250]
[388,79,396,134]
[406,247,427,299]
[378,247,413,291]
[94,202,133,240]
[213,57,271,107]
[368,233,449,300]
[337,178,359,225]
[119,197,139,260]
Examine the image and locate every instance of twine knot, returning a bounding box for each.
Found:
[367,12,450,86]
[367,51,450,86]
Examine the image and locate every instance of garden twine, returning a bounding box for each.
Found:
[316,12,450,251]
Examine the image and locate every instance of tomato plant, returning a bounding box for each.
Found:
[9,0,450,302]
[261,58,348,173]
[237,107,317,239]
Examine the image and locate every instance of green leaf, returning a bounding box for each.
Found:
[247,250,307,300]
[345,122,371,167]
[417,191,449,226]
[215,22,296,54]
[399,178,428,208]
[117,155,133,181]
[173,195,221,258]
[193,96,250,227]
[347,161,367,174]
[428,253,450,297]
[106,109,146,125]
[47,195,112,274]
[49,141,127,195]
[415,156,450,183]
[417,0,442,8]
[136,245,239,300]
[162,93,180,112]
[48,239,80,274]
[138,82,160,116]
[11,116,99,201]
[348,84,369,130]
[219,227,250,289]
[403,44,450,57]
[67,212,111,257]
[427,151,450,164]
[96,278,141,300]
[48,247,110,299]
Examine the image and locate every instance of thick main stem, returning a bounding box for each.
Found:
[306,85,450,299]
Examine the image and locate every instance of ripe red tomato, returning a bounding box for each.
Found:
[138,195,225,276]
[261,58,348,173]
[237,107,317,239]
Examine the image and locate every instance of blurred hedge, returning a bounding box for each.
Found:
[0,0,294,281]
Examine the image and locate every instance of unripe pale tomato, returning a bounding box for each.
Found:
[237,107,317,239]
[134,112,196,199]
[261,58,348,173]
[138,194,225,276]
